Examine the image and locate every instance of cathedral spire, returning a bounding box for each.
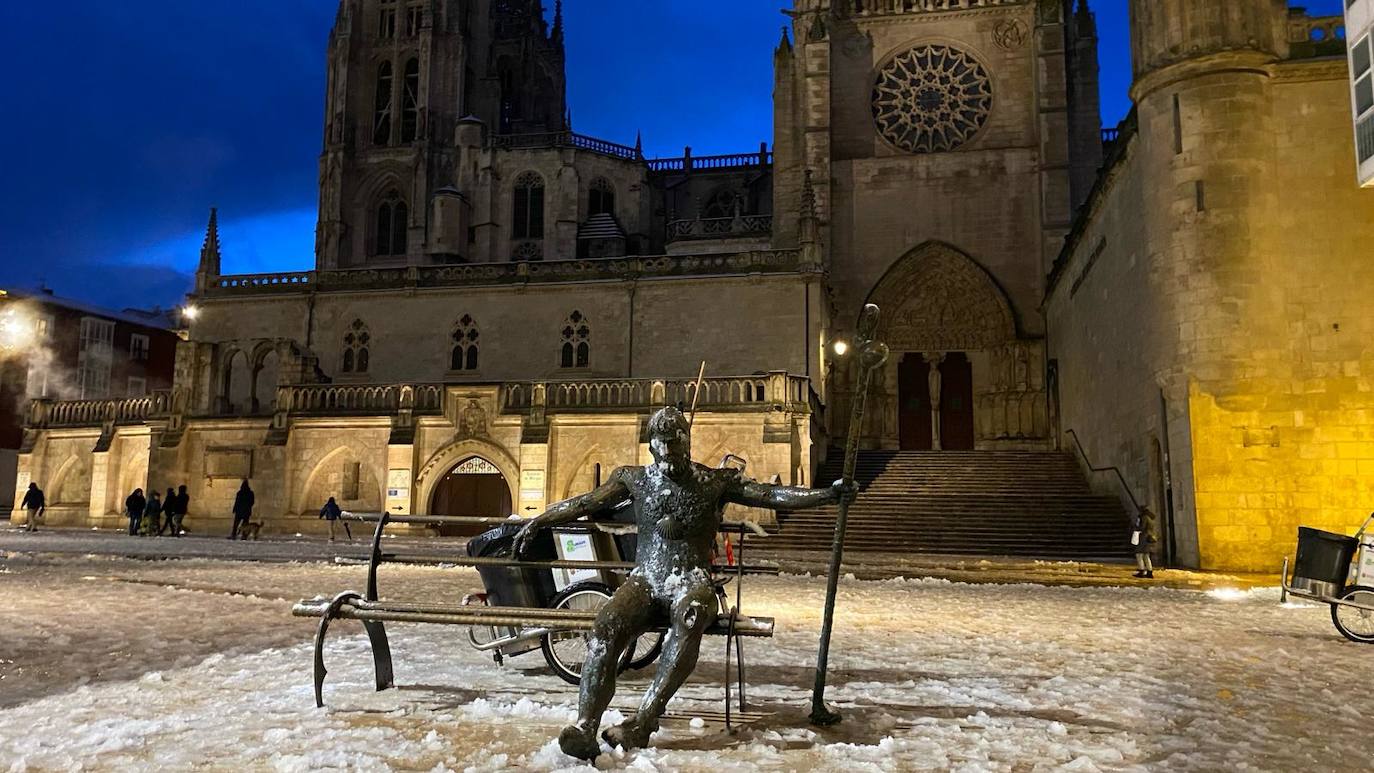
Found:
[195,208,222,292]
[553,0,564,42]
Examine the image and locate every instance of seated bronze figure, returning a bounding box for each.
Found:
[515,405,854,760]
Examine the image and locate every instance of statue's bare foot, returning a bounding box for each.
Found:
[601,715,659,750]
[558,724,600,761]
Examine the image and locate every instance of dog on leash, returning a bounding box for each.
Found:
[238,521,264,540]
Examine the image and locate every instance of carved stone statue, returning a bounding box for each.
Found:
[514,406,854,760]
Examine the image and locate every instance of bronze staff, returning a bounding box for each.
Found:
[810,303,889,726]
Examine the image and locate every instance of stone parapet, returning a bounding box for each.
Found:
[201,250,809,299]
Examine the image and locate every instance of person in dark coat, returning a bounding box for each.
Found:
[318,497,351,542]
[124,488,146,536]
[1131,505,1158,579]
[158,488,178,536]
[173,485,190,537]
[141,491,163,537]
[231,480,255,540]
[20,483,44,532]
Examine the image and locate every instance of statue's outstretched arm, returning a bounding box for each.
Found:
[514,470,630,556]
[725,476,855,511]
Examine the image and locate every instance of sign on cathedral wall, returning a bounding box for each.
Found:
[205,448,253,480]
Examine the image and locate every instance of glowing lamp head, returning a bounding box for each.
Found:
[0,311,32,350]
[182,305,200,321]
[832,340,850,357]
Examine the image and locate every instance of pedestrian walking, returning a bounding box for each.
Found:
[231,480,254,540]
[124,488,146,536]
[1131,505,1159,579]
[20,483,44,532]
[141,491,163,537]
[158,487,178,536]
[172,484,190,537]
[318,497,352,542]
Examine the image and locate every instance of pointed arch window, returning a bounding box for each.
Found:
[342,319,371,374]
[401,59,420,143]
[589,177,616,217]
[374,61,394,145]
[375,191,408,256]
[451,315,480,371]
[512,172,545,240]
[379,0,398,39]
[560,311,590,369]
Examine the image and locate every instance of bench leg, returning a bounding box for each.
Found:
[312,591,395,708]
[735,629,747,713]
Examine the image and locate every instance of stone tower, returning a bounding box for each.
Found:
[316,0,568,269]
[774,0,1102,451]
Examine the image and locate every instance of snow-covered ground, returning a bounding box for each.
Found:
[0,554,1367,771]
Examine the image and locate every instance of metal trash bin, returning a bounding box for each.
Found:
[1292,527,1359,599]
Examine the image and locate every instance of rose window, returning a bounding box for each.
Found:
[872,45,993,154]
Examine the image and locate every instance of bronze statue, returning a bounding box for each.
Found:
[515,406,855,760]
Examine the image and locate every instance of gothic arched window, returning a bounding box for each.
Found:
[374,61,394,145]
[451,314,480,371]
[401,59,420,143]
[375,191,408,256]
[589,178,616,217]
[342,319,371,374]
[560,311,590,369]
[512,172,545,240]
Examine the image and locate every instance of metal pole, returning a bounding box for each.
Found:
[810,304,888,727]
[689,360,707,426]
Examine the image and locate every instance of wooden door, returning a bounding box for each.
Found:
[898,354,933,451]
[939,352,975,450]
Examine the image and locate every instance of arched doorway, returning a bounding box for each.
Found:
[429,456,512,537]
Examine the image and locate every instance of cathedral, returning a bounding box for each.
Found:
[16,0,1372,572]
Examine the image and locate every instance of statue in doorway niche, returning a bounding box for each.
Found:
[458,400,487,439]
[513,406,856,761]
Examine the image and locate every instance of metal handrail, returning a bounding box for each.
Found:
[1064,428,1141,513]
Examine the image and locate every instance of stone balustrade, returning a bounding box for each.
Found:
[1287,13,1346,59]
[489,131,642,161]
[29,391,176,429]
[502,373,811,415]
[279,383,445,417]
[838,0,1025,18]
[201,250,807,298]
[667,215,773,242]
[647,149,772,173]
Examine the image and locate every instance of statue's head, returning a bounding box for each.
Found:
[648,406,691,475]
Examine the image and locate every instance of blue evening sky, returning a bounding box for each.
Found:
[0,1,1348,310]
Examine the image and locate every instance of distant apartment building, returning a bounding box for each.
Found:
[0,288,179,515]
[1347,0,1374,184]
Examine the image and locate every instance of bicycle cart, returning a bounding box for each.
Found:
[1281,513,1374,643]
[460,518,667,684]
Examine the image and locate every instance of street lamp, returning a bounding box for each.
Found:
[0,308,32,351]
[832,340,850,357]
[182,304,200,322]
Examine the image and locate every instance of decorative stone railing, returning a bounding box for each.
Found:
[667,215,773,242]
[502,373,812,415]
[279,383,445,417]
[647,149,772,173]
[490,131,642,161]
[1287,13,1346,59]
[213,272,313,293]
[201,250,808,298]
[837,0,1026,18]
[28,390,178,429]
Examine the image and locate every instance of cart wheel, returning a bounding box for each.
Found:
[1331,585,1374,643]
[541,583,637,685]
[626,631,665,672]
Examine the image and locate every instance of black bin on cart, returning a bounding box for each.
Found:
[466,523,558,608]
[1292,527,1358,596]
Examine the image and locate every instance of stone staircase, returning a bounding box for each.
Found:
[768,450,1133,561]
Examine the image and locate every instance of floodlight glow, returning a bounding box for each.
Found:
[833,341,850,357]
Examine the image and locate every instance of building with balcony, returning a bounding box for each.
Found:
[0,288,177,517]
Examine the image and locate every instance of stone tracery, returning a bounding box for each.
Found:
[872,44,993,154]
